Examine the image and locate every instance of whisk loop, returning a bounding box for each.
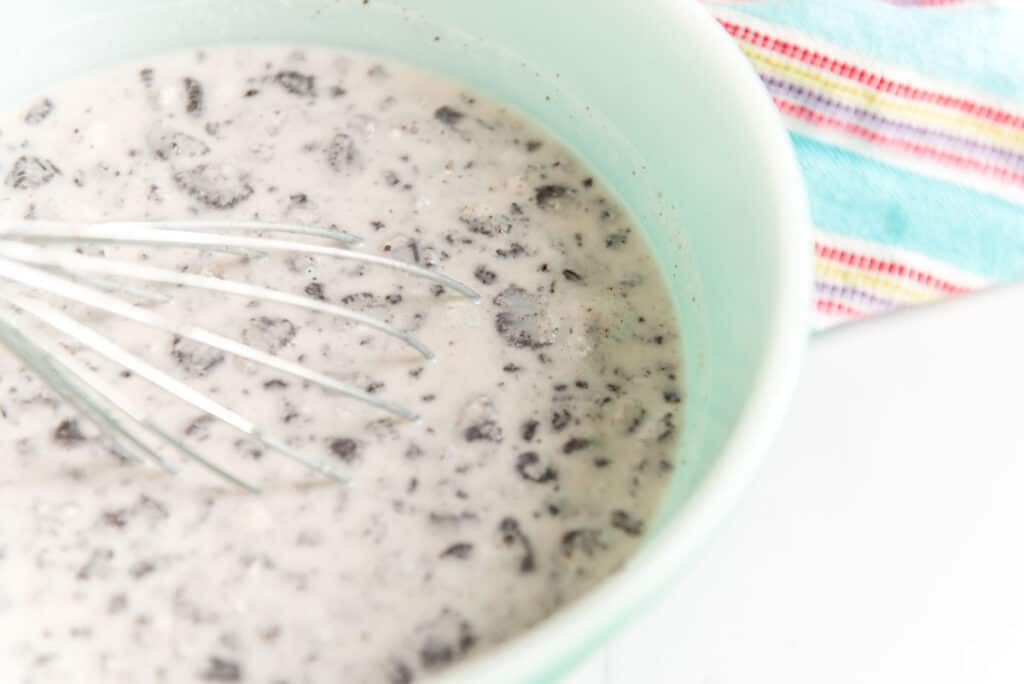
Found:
[0,243,434,359]
[0,221,479,299]
[0,220,479,490]
[0,219,365,245]
[0,315,175,472]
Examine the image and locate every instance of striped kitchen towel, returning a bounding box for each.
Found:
[704,0,1024,329]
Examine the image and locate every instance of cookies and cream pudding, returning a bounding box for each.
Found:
[0,46,682,683]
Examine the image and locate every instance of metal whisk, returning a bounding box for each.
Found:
[0,220,479,492]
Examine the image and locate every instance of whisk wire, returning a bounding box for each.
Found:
[0,315,169,470]
[0,257,422,420]
[50,269,173,305]
[0,313,260,491]
[0,289,344,487]
[0,220,479,489]
[0,219,364,245]
[0,242,433,358]
[0,223,480,299]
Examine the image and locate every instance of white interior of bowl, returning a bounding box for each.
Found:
[0,1,810,681]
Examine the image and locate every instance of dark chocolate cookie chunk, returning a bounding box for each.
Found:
[23,97,54,125]
[520,419,539,442]
[171,336,226,376]
[275,70,316,96]
[434,105,464,126]
[149,128,211,161]
[325,132,359,172]
[199,656,241,682]
[329,437,362,464]
[183,77,205,116]
[610,510,646,537]
[458,395,504,444]
[515,452,557,484]
[53,419,86,446]
[498,516,536,573]
[386,660,414,684]
[5,156,60,190]
[534,184,571,209]
[561,528,607,559]
[439,542,474,560]
[417,610,476,670]
[493,285,552,350]
[241,316,297,354]
[173,164,254,209]
[473,265,497,285]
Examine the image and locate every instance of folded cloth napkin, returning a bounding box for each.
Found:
[704,0,1024,329]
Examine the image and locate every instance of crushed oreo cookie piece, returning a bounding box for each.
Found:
[148,128,211,161]
[387,660,414,684]
[329,438,362,464]
[304,281,326,300]
[171,335,226,376]
[326,132,359,171]
[534,184,570,209]
[551,409,572,432]
[605,229,630,249]
[562,437,592,454]
[434,105,464,126]
[183,77,204,116]
[493,285,552,350]
[173,164,254,209]
[275,70,316,96]
[241,316,297,354]
[610,510,645,537]
[199,656,242,682]
[23,98,54,125]
[515,452,557,484]
[458,396,503,443]
[498,517,535,573]
[439,542,474,560]
[463,419,502,443]
[561,528,606,559]
[5,156,60,190]
[473,265,497,285]
[496,242,527,259]
[418,610,476,670]
[53,419,86,446]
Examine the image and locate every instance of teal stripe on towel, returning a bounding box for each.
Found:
[792,132,1024,279]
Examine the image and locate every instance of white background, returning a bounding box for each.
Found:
[563,285,1024,683]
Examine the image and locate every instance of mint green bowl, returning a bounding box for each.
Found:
[0,1,810,681]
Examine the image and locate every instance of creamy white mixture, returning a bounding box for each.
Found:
[0,47,682,683]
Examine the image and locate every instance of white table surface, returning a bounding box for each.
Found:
[562,283,1024,684]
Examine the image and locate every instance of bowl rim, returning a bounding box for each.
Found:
[439,1,812,682]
